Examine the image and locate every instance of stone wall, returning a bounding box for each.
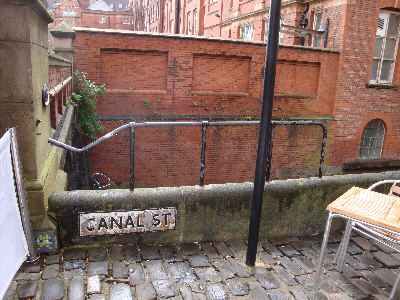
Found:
[49,170,400,246]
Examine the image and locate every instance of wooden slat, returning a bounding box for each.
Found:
[391,185,400,196]
[327,187,400,234]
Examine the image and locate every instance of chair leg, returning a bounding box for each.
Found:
[336,220,353,273]
[312,212,334,300]
[389,271,400,299]
[333,220,352,264]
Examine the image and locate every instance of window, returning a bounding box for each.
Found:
[370,11,400,84]
[264,19,285,43]
[99,16,105,24]
[240,24,254,40]
[123,16,129,24]
[119,3,123,8]
[359,119,385,159]
[210,0,217,4]
[157,2,159,20]
[187,11,191,35]
[312,12,323,47]
[193,9,197,35]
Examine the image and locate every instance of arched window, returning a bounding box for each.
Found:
[359,119,385,159]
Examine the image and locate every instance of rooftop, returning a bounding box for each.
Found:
[87,0,113,11]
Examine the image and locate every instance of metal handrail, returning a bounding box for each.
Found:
[49,120,327,190]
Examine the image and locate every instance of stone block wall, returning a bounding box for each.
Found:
[49,171,400,245]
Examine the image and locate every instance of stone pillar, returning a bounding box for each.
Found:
[50,23,76,62]
[0,0,61,253]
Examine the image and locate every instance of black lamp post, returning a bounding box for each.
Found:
[246,0,282,266]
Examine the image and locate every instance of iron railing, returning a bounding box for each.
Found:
[48,120,327,190]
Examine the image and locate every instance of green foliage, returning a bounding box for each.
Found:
[70,70,105,140]
[143,98,151,107]
[143,98,163,116]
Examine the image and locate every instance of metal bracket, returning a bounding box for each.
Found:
[42,83,49,107]
[91,173,111,189]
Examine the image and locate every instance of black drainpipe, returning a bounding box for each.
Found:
[175,0,180,33]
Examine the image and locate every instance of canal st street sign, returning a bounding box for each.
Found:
[79,208,176,236]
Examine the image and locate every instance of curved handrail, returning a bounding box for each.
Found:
[49,120,327,190]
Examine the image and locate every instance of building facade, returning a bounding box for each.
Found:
[72,0,400,187]
[48,0,134,31]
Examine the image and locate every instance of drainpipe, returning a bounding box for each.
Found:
[175,0,180,33]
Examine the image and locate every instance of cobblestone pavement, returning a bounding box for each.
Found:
[4,231,400,299]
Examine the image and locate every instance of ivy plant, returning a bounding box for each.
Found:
[70,70,106,140]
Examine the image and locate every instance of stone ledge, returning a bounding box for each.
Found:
[49,171,400,246]
[344,159,400,171]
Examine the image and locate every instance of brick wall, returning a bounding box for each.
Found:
[49,55,73,128]
[81,9,135,30]
[329,0,400,167]
[73,28,339,187]
[49,65,71,89]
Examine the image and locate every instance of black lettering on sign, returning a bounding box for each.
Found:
[86,218,96,231]
[125,215,134,228]
[152,214,160,226]
[98,217,108,230]
[137,215,144,227]
[111,216,122,229]
[162,213,172,225]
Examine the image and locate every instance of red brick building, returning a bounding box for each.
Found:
[50,0,82,27]
[48,0,134,30]
[72,0,400,188]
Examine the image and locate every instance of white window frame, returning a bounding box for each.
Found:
[123,16,129,24]
[187,11,191,35]
[193,8,197,35]
[119,3,123,8]
[312,11,323,47]
[370,11,400,85]
[99,16,106,24]
[210,0,217,4]
[265,19,285,43]
[359,119,385,159]
[240,24,254,41]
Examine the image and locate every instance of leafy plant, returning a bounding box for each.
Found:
[70,70,105,140]
[143,98,163,116]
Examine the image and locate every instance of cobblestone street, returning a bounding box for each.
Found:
[4,231,400,299]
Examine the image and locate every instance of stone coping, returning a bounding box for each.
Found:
[72,27,340,53]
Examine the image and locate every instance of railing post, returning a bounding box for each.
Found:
[319,124,327,178]
[265,125,275,182]
[200,121,209,186]
[129,122,135,191]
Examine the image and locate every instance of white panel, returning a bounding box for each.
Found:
[0,130,28,299]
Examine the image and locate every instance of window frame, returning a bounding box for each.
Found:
[370,11,400,85]
[359,119,386,160]
[193,8,198,35]
[312,11,323,47]
[99,16,106,24]
[187,11,191,35]
[240,23,254,41]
